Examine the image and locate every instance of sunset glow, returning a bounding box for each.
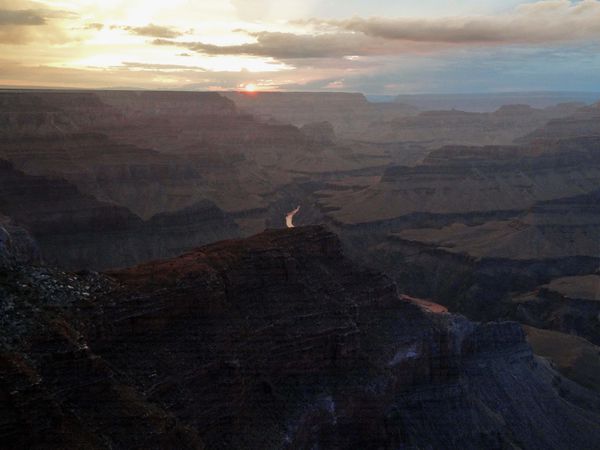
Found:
[1,1,600,92]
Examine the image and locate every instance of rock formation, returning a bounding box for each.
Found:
[361,103,585,147]
[223,91,418,138]
[515,274,600,345]
[2,226,600,449]
[0,160,239,269]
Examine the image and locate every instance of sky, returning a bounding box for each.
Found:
[0,0,599,93]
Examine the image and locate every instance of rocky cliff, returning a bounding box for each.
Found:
[2,226,600,449]
[520,102,600,142]
[223,91,418,138]
[321,136,600,225]
[0,91,395,224]
[360,103,584,147]
[515,273,600,346]
[0,160,239,270]
[0,215,40,267]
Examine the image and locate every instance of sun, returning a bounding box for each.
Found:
[244,83,257,93]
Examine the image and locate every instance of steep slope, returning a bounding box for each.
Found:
[360,103,584,147]
[520,101,600,142]
[321,138,600,225]
[0,264,204,449]
[223,91,418,138]
[525,326,600,393]
[0,90,396,228]
[3,227,599,449]
[0,160,239,269]
[515,273,600,345]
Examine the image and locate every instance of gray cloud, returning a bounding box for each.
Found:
[306,0,600,44]
[155,1,600,62]
[121,23,183,38]
[153,31,404,59]
[84,22,104,31]
[0,4,76,44]
[0,9,45,26]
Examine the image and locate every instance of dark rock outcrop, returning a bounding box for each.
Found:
[2,226,599,449]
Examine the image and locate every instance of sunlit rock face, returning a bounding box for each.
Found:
[3,226,600,449]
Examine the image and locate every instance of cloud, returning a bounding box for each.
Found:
[120,23,183,38]
[0,59,352,92]
[153,31,414,60]
[0,3,76,44]
[230,0,319,21]
[306,0,600,45]
[153,1,600,63]
[0,9,45,25]
[120,61,207,71]
[84,22,104,31]
[230,0,269,21]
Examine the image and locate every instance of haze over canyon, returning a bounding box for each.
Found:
[2,1,600,449]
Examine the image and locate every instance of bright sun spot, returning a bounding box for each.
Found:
[244,83,257,92]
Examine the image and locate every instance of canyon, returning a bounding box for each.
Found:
[2,88,600,448]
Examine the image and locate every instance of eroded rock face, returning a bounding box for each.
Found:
[0,91,395,224]
[0,264,204,449]
[515,273,600,346]
[300,121,336,145]
[520,102,600,142]
[360,103,585,147]
[0,215,40,267]
[320,135,600,225]
[0,160,239,269]
[223,91,418,138]
[2,226,598,449]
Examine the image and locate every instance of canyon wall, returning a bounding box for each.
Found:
[2,226,600,449]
